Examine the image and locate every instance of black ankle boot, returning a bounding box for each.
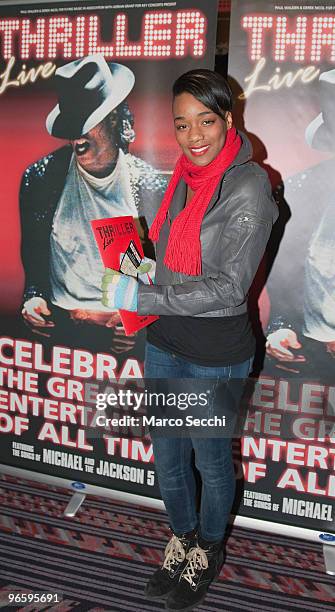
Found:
[145,528,197,600]
[165,535,224,611]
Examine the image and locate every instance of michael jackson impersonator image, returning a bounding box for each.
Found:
[102,70,278,610]
[20,54,166,354]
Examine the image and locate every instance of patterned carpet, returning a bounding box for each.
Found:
[0,474,334,611]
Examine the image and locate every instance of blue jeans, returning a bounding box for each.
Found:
[144,342,253,541]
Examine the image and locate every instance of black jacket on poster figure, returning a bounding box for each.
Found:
[20,144,167,305]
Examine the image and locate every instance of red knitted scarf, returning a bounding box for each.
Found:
[149,127,242,276]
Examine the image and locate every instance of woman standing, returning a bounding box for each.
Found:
[102,69,278,611]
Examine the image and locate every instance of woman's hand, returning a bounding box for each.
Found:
[101,269,138,311]
[137,257,156,285]
[22,297,55,337]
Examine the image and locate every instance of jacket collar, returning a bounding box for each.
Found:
[226,130,252,171]
[168,131,252,221]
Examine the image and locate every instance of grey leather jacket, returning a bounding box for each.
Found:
[138,133,278,318]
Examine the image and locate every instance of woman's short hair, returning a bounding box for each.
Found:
[172,69,233,118]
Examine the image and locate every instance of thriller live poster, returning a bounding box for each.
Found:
[0,0,218,498]
[228,0,335,535]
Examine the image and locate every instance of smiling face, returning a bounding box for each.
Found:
[173,92,232,166]
[71,112,119,178]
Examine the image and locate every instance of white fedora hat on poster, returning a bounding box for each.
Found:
[46,54,135,140]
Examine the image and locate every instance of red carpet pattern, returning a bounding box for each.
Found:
[0,474,334,611]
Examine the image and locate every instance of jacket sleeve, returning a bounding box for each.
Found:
[138,172,278,316]
[19,147,72,305]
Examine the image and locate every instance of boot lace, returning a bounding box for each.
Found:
[181,545,208,586]
[162,535,186,572]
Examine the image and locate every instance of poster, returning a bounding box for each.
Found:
[0,0,218,498]
[2,0,333,541]
[228,0,335,535]
[233,375,334,532]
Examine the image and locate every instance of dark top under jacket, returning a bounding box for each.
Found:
[147,312,255,366]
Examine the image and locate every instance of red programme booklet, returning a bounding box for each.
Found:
[91,216,158,335]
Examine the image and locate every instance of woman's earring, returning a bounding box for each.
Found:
[225,112,233,130]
